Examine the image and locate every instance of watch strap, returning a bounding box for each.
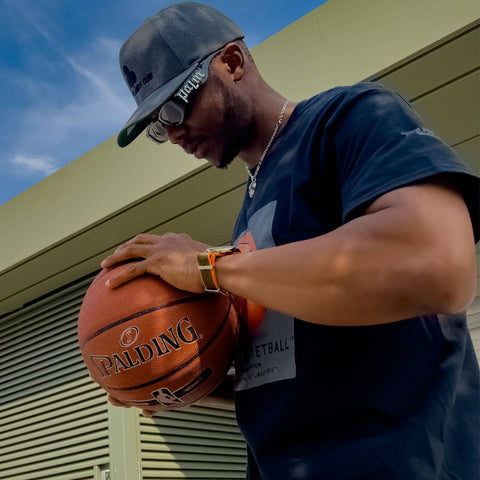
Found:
[197,246,240,293]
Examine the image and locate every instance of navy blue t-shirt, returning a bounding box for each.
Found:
[232,83,479,480]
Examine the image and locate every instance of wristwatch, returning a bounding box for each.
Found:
[197,246,240,293]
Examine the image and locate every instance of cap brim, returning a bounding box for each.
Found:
[117,62,199,148]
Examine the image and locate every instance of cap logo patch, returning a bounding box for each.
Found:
[123,66,154,97]
[175,69,206,103]
[123,65,137,88]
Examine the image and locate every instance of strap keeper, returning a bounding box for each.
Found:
[197,246,240,294]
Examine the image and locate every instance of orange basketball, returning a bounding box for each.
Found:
[78,262,240,411]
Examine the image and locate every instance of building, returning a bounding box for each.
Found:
[0,0,478,478]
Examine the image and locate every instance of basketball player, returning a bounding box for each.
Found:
[101,3,480,479]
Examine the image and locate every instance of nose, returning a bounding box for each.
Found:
[165,124,187,144]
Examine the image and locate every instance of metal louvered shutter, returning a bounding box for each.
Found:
[0,279,110,480]
[140,397,247,479]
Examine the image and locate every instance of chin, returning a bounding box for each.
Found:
[216,155,235,170]
[206,149,234,170]
[217,144,242,170]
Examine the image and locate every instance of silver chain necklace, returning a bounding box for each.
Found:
[245,99,290,198]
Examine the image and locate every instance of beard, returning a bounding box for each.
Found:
[212,75,255,169]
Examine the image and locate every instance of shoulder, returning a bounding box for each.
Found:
[304,82,401,105]
[295,82,410,122]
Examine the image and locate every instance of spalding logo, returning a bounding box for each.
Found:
[90,317,199,378]
[119,326,139,347]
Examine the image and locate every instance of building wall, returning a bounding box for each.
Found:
[0,1,478,479]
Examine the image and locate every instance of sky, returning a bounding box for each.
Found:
[0,0,328,205]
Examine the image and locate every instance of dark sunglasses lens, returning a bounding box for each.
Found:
[146,121,168,143]
[159,101,184,125]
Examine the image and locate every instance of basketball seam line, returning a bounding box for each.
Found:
[79,293,208,349]
[109,295,234,392]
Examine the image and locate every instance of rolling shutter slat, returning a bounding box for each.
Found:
[0,278,109,480]
[139,400,247,479]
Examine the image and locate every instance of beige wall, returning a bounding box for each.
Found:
[254,0,478,99]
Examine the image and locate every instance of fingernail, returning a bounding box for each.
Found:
[105,280,111,287]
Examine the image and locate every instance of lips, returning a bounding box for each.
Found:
[182,137,208,159]
[180,140,193,155]
[193,140,208,159]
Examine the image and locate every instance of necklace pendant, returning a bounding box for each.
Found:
[248,181,256,198]
[244,99,290,201]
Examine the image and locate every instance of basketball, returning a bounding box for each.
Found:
[77,262,240,411]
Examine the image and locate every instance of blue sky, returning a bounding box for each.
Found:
[0,0,327,205]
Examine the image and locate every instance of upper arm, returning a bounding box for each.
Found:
[364,176,477,312]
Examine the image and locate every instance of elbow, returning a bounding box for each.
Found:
[434,282,476,315]
[422,251,477,315]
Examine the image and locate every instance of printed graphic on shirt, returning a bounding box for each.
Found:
[400,126,437,138]
[234,201,296,391]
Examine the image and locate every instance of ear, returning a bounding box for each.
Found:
[219,43,245,82]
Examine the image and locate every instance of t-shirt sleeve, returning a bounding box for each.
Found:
[331,83,479,241]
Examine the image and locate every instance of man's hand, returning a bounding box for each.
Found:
[108,394,157,418]
[100,232,210,292]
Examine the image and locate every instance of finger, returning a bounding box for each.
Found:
[142,409,157,418]
[105,260,149,288]
[111,235,151,256]
[101,244,152,269]
[108,394,131,408]
[121,233,158,247]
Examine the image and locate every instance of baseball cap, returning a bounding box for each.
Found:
[117,2,244,147]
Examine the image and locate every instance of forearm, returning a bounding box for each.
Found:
[217,221,429,326]
[216,184,476,326]
[101,183,476,324]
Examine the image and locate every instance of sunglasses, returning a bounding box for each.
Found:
[146,49,222,144]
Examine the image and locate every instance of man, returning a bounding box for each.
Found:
[102,3,480,479]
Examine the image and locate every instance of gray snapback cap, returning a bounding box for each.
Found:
[117,2,244,147]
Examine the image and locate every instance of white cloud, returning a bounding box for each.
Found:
[11,155,60,176]
[65,36,134,118]
[7,35,135,177]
